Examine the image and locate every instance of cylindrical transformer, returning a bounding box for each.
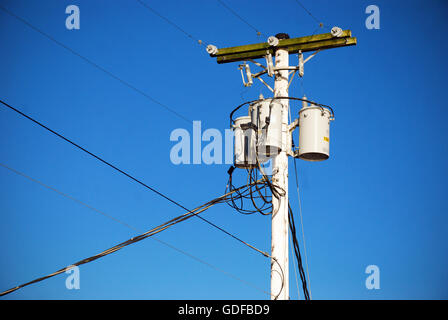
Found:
[262,100,282,157]
[233,116,257,168]
[250,99,282,159]
[298,101,332,161]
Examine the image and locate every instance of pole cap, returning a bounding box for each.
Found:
[275,33,290,40]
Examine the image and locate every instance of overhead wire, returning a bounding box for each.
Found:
[0,0,322,299]
[289,231,301,300]
[0,179,273,297]
[288,203,310,300]
[216,0,265,38]
[227,96,316,300]
[225,163,288,300]
[292,156,312,298]
[0,5,263,258]
[135,0,208,47]
[292,0,330,31]
[0,161,271,297]
[0,98,265,258]
[0,4,192,124]
[288,97,312,299]
[0,162,137,232]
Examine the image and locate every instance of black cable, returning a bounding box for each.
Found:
[0,180,269,297]
[0,161,272,297]
[0,99,265,257]
[288,203,310,300]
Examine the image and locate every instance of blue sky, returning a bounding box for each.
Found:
[0,0,447,299]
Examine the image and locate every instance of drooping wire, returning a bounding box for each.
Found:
[0,4,191,124]
[0,162,137,232]
[225,166,275,216]
[0,179,273,297]
[289,231,301,300]
[288,203,310,300]
[0,98,264,258]
[292,0,330,31]
[227,98,315,300]
[289,100,312,298]
[292,155,312,299]
[216,0,265,38]
[0,162,271,298]
[136,0,208,47]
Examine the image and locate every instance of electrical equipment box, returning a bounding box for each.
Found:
[298,100,332,161]
[233,116,256,168]
[250,99,282,159]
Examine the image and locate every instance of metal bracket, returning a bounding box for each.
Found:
[239,63,253,87]
[297,49,320,78]
[288,119,299,132]
[265,52,274,77]
[236,49,320,91]
[238,58,274,92]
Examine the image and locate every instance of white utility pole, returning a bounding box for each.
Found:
[271,36,290,300]
[208,29,357,301]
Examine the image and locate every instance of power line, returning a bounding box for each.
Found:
[136,0,207,46]
[289,231,301,299]
[0,181,269,297]
[216,0,264,37]
[292,157,312,298]
[0,162,136,232]
[288,203,310,300]
[0,98,265,258]
[0,4,191,124]
[289,103,312,299]
[293,0,328,30]
[0,162,270,297]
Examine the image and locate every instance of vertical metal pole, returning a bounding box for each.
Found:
[271,42,289,300]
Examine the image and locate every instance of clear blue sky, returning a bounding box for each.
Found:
[0,0,447,299]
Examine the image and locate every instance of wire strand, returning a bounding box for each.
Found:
[0,162,271,297]
[136,0,207,46]
[0,180,271,297]
[0,4,191,124]
[0,98,266,258]
[292,157,312,298]
[216,0,265,37]
[293,0,329,30]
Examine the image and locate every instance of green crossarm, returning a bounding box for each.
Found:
[210,30,357,64]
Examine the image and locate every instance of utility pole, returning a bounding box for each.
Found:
[208,29,356,300]
[271,34,290,300]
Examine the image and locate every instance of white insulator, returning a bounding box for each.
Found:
[298,102,332,161]
[330,26,343,37]
[233,116,256,168]
[206,44,218,55]
[267,36,279,47]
